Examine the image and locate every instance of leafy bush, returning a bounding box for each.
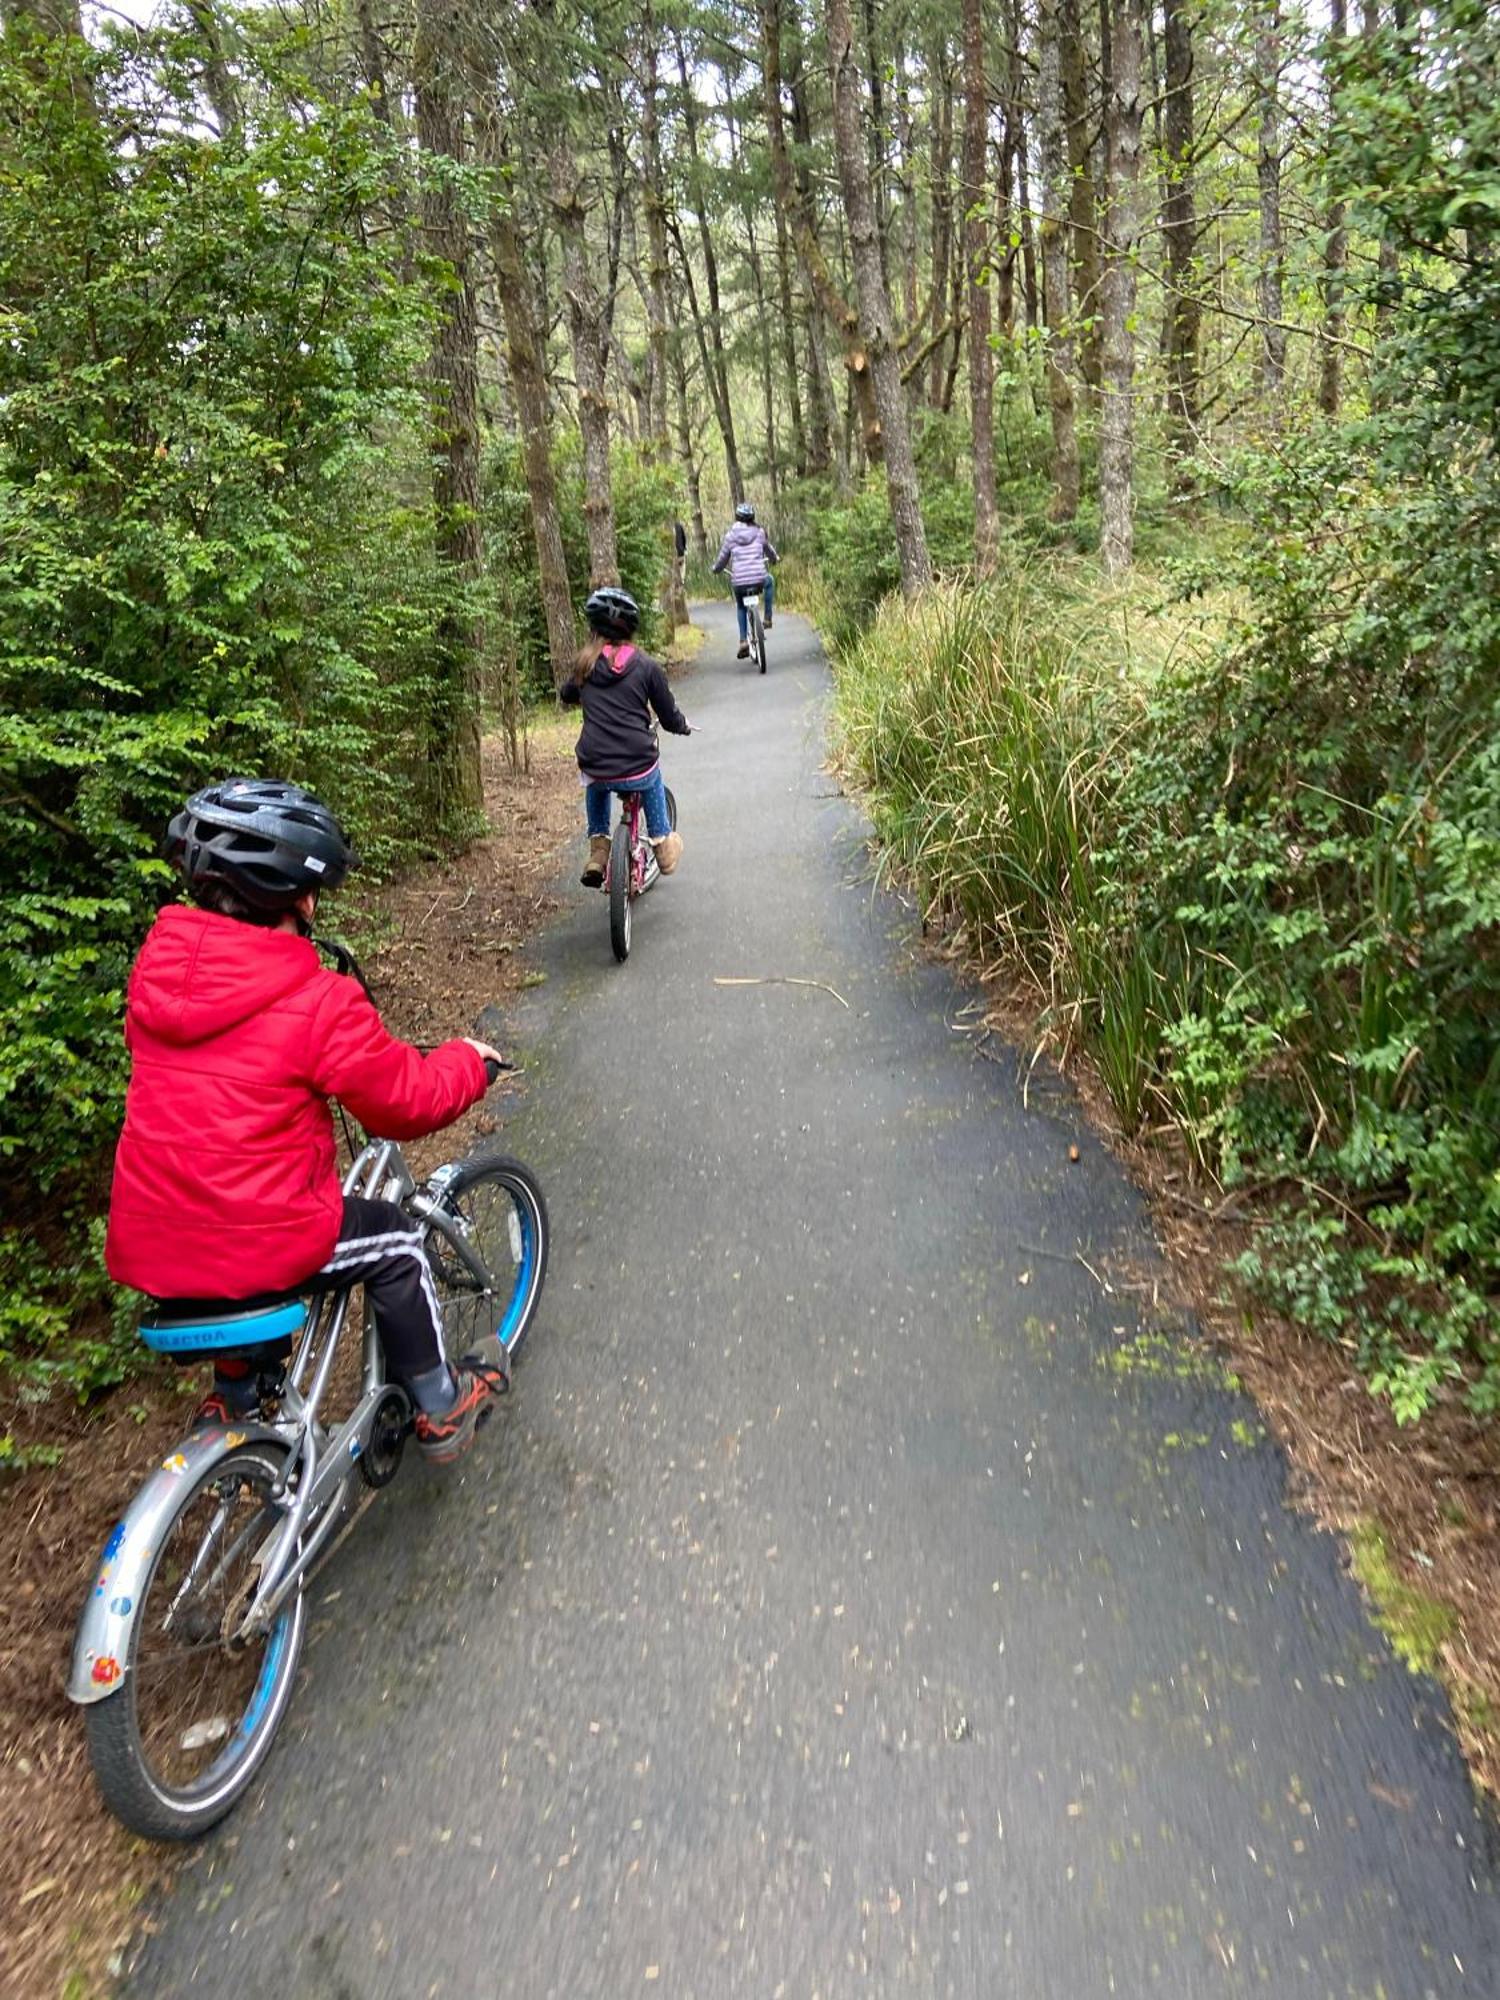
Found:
[835,540,1498,1422]
[0,21,463,1410]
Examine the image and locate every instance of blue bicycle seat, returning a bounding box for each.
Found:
[139,1295,307,1356]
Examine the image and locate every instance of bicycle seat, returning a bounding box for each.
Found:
[139,1291,308,1356]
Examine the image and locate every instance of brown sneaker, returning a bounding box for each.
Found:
[736,643,750,659]
[580,834,610,887]
[414,1361,507,1466]
[653,831,683,875]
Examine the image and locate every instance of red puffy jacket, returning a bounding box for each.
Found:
[105,905,487,1301]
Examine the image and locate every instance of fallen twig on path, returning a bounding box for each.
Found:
[713,975,850,1009]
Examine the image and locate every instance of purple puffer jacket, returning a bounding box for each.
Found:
[712,520,779,588]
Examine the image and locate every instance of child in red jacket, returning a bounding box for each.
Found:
[106,779,505,1465]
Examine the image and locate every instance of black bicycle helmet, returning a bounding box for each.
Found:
[735,502,756,524]
[584,587,641,640]
[166,779,358,912]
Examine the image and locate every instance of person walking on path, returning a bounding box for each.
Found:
[712,503,778,660]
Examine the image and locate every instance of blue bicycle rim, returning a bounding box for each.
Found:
[497,1195,538,1353]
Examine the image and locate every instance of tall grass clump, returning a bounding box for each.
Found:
[833,544,1499,1426]
[833,575,1175,1131]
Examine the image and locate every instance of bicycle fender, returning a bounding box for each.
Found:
[68,1423,287,1707]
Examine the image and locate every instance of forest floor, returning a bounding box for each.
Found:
[0,714,583,2000]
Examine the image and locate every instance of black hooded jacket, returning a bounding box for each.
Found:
[560,644,690,783]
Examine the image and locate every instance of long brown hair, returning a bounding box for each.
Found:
[566,632,607,692]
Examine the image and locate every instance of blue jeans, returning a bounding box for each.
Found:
[585,770,670,840]
[734,575,774,642]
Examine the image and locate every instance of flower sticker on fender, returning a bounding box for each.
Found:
[161,1452,189,1475]
[91,1656,121,1687]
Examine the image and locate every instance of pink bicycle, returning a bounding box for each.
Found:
[605,783,678,963]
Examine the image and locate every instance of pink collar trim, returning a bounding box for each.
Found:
[601,641,636,674]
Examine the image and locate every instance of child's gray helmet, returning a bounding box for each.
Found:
[167,779,358,911]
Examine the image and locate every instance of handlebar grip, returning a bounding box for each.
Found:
[483,1057,502,1086]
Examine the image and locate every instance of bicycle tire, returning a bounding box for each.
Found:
[751,604,767,675]
[665,786,678,832]
[85,1443,304,1841]
[608,820,632,962]
[423,1151,550,1367]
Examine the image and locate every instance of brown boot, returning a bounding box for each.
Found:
[581,834,610,887]
[653,831,683,875]
[736,643,750,659]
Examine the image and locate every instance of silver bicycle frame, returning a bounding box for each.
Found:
[71,1134,505,1697]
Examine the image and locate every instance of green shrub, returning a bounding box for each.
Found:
[0,20,464,1416]
[834,544,1499,1423]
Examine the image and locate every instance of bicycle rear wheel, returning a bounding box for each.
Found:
[751,604,767,674]
[85,1444,303,1841]
[423,1151,550,1367]
[608,820,632,961]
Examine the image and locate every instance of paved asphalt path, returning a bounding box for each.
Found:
[131,603,1499,1999]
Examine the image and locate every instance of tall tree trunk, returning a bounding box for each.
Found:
[184,0,242,140]
[745,214,781,494]
[491,200,577,693]
[671,219,741,489]
[961,0,999,572]
[762,0,883,463]
[804,291,840,478]
[676,34,743,504]
[1061,0,1103,393]
[1361,0,1403,353]
[1007,2,1041,331]
[413,0,483,820]
[640,4,673,456]
[1037,0,1082,522]
[826,0,933,593]
[894,67,920,334]
[1319,0,1349,414]
[667,294,709,559]
[354,0,413,274]
[772,202,809,476]
[1015,131,1041,331]
[1161,0,1201,466]
[1099,0,1144,575]
[996,126,1017,336]
[1255,0,1286,403]
[928,46,955,408]
[548,142,619,586]
[861,0,893,286]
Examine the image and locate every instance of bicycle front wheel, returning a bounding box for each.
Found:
[751,606,767,674]
[424,1151,550,1367]
[85,1443,304,1841]
[608,820,632,962]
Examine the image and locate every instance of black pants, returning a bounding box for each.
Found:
[303,1196,448,1380]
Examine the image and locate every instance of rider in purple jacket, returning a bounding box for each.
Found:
[712,504,779,659]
